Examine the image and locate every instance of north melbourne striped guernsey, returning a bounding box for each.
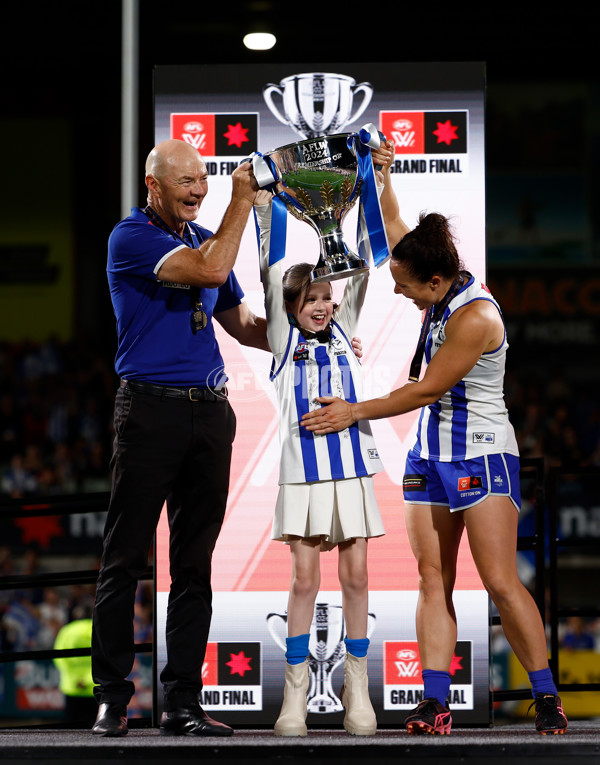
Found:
[410,275,519,462]
[255,204,384,485]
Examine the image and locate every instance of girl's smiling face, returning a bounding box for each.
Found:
[289,281,334,335]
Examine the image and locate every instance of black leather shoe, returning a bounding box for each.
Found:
[92,702,128,736]
[160,705,233,736]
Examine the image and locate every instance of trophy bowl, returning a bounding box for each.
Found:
[263,72,374,139]
[264,133,369,283]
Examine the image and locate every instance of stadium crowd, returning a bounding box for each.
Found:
[1,338,599,500]
[0,337,599,672]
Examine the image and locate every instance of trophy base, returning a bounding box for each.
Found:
[311,257,369,283]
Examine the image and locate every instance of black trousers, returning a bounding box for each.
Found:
[91,385,236,706]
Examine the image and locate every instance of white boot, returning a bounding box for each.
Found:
[342,653,377,736]
[274,660,309,736]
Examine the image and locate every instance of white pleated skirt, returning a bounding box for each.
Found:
[271,476,385,551]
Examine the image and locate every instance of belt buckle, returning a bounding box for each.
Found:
[188,387,200,401]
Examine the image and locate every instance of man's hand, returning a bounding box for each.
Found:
[300,396,356,434]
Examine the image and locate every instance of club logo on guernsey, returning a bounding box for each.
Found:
[330,337,346,356]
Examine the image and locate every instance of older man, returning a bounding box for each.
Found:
[91,139,268,737]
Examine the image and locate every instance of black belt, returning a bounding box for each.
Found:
[121,379,227,402]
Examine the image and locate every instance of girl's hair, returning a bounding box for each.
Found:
[391,212,464,282]
[282,262,316,306]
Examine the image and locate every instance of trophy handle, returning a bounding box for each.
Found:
[348,82,374,126]
[266,612,289,652]
[263,83,290,126]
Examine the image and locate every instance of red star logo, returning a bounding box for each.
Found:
[14,515,64,549]
[223,122,249,148]
[432,120,459,146]
[449,652,464,675]
[226,651,253,676]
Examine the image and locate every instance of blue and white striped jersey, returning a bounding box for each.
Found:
[256,204,384,485]
[410,275,519,462]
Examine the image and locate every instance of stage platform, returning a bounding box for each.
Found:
[0,721,598,765]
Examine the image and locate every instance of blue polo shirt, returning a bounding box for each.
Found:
[107,207,244,388]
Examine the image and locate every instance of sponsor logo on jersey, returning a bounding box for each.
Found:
[160,281,191,290]
[403,474,426,491]
[458,476,483,491]
[473,432,495,444]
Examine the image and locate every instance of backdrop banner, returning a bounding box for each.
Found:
[153,61,489,726]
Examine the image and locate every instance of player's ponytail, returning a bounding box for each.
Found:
[391,212,463,282]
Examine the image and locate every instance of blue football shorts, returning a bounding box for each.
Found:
[403,453,521,512]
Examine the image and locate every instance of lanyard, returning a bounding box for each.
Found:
[143,205,201,248]
[143,206,207,333]
[408,272,470,382]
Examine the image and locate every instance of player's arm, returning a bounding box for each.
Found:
[371,140,411,249]
[301,301,497,433]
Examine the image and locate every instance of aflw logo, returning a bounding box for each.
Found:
[391,118,416,149]
[385,643,422,683]
[182,134,207,150]
[391,130,415,148]
[181,121,208,151]
[394,659,420,677]
[385,640,472,686]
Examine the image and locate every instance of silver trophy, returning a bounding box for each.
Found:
[262,133,369,283]
[263,72,373,139]
[267,602,376,714]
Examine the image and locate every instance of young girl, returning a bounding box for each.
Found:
[254,199,385,737]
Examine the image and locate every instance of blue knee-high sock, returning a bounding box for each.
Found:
[422,669,451,707]
[528,667,557,697]
[344,637,370,658]
[285,634,310,665]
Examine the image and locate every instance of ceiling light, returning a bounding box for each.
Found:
[243,31,277,51]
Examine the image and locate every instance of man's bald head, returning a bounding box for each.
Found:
[145,139,205,181]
